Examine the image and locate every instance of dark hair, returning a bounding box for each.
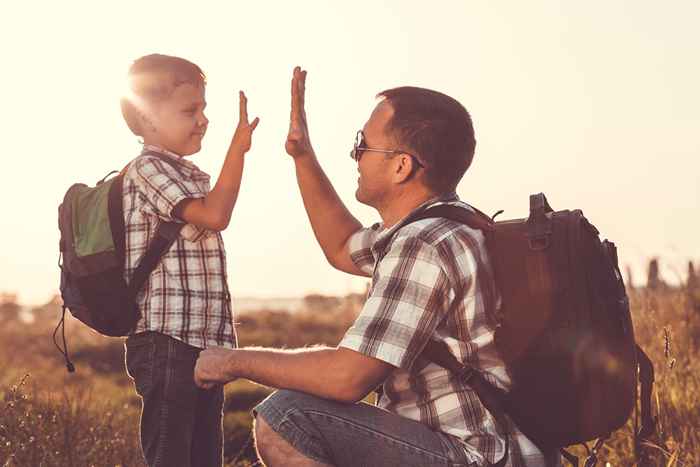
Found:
[120,54,206,136]
[377,87,476,193]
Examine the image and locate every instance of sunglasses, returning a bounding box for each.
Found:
[350,130,425,169]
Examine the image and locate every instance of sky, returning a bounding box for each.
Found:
[1,1,698,305]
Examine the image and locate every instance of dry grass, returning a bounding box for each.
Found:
[1,287,698,466]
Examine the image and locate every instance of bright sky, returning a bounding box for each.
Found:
[2,1,699,305]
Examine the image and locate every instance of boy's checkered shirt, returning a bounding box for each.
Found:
[339,195,557,467]
[122,145,236,349]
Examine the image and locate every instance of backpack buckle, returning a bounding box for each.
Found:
[455,366,477,383]
[526,193,553,251]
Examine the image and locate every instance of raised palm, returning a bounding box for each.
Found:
[285,67,314,158]
[232,91,259,154]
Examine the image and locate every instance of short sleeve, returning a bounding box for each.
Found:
[339,235,454,370]
[131,156,210,242]
[348,223,382,275]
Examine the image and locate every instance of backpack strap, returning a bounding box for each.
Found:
[635,344,656,463]
[127,221,184,300]
[409,203,495,232]
[374,203,494,266]
[125,150,188,304]
[423,339,509,467]
[379,202,509,466]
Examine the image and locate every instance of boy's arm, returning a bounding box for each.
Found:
[174,92,259,231]
[286,67,368,277]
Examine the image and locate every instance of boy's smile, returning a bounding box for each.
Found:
[144,82,208,157]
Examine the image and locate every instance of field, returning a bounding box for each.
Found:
[1,286,698,466]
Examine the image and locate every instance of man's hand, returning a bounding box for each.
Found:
[285,66,314,159]
[230,91,260,155]
[194,347,237,389]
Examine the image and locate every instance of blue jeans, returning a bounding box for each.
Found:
[254,389,475,467]
[125,331,224,467]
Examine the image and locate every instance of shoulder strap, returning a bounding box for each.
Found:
[125,150,187,300]
[376,203,494,264]
[407,203,495,233]
[383,204,508,465]
[127,222,184,299]
[423,339,509,467]
[635,345,656,443]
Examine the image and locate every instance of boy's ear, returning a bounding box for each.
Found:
[138,110,157,134]
[120,98,145,136]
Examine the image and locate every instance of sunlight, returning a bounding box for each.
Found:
[1,1,698,306]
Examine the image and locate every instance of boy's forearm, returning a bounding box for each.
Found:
[294,154,362,261]
[204,144,246,228]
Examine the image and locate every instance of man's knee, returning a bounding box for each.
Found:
[253,390,341,466]
[253,414,277,458]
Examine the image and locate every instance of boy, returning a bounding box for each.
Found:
[119,54,258,467]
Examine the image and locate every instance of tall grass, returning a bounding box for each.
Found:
[1,287,698,466]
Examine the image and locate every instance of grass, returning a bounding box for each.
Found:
[1,286,699,466]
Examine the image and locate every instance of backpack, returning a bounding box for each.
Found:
[56,151,184,371]
[390,193,655,465]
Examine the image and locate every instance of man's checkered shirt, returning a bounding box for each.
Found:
[339,195,556,466]
[122,145,236,349]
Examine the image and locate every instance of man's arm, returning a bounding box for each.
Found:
[174,91,259,231]
[285,67,368,276]
[194,346,393,403]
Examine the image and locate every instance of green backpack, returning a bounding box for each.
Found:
[57,152,183,371]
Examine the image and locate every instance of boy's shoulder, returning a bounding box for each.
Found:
[126,152,195,184]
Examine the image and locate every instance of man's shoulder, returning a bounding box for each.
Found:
[394,206,484,249]
[378,212,486,279]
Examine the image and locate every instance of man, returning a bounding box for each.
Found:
[195,67,557,466]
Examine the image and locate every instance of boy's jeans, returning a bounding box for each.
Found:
[125,331,224,467]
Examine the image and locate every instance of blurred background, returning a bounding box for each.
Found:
[1,0,698,305]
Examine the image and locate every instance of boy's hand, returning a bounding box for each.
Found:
[194,347,237,389]
[230,91,259,155]
[285,66,315,159]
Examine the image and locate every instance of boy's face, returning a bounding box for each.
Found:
[145,83,208,156]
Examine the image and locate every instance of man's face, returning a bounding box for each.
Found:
[147,83,208,156]
[354,101,398,208]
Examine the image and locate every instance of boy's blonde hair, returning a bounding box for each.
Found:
[120,54,206,136]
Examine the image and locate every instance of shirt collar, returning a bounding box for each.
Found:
[141,144,209,181]
[372,191,465,254]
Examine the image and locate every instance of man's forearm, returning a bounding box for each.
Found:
[294,154,362,262]
[226,346,358,402]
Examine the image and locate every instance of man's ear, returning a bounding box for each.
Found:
[394,153,418,184]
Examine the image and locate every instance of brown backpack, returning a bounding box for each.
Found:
[396,193,655,463]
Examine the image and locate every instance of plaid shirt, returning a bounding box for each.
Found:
[339,195,557,466]
[122,145,236,349]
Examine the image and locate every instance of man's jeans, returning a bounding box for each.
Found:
[125,331,224,467]
[254,389,476,467]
